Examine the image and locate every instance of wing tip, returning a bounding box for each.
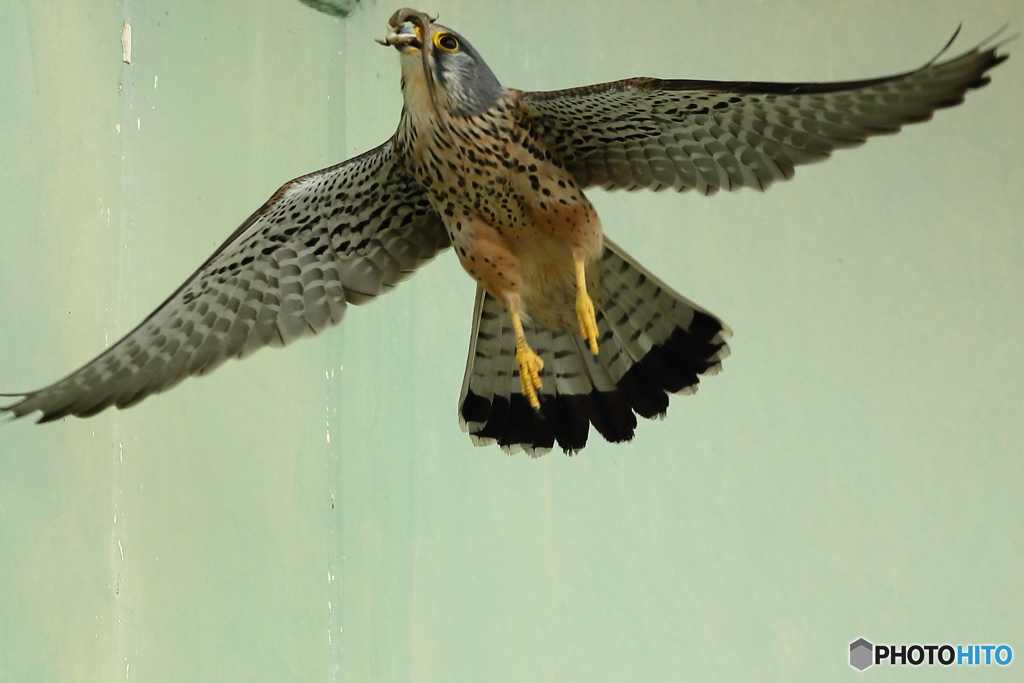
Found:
[0,393,39,424]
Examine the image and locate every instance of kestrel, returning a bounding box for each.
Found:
[0,10,1008,455]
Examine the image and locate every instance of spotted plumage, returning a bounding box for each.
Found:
[0,10,1008,455]
[2,142,449,421]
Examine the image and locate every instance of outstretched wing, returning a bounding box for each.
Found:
[2,140,449,422]
[520,31,1008,194]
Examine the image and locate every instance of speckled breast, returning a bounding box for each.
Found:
[395,92,605,331]
[395,94,601,255]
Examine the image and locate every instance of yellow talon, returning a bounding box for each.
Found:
[515,341,544,410]
[575,259,599,355]
[511,311,543,409]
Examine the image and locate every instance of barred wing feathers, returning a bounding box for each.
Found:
[520,32,1008,194]
[2,141,449,422]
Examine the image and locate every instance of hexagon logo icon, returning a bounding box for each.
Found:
[850,638,874,671]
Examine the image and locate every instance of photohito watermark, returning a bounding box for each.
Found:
[849,639,1013,671]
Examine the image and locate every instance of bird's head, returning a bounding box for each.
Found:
[379,8,503,117]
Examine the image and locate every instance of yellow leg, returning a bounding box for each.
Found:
[511,311,544,410]
[575,259,599,355]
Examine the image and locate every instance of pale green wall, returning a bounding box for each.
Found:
[1,1,1021,681]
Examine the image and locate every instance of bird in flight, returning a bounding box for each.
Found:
[1,9,1008,455]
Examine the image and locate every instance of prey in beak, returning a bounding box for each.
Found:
[376,8,435,52]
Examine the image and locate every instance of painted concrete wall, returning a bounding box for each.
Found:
[1,1,1021,681]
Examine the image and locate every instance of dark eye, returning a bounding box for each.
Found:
[435,33,459,51]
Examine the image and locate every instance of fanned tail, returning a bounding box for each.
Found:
[458,238,731,455]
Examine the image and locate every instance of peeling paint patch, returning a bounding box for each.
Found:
[121,22,132,64]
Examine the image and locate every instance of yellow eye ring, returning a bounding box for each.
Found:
[434,32,459,52]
